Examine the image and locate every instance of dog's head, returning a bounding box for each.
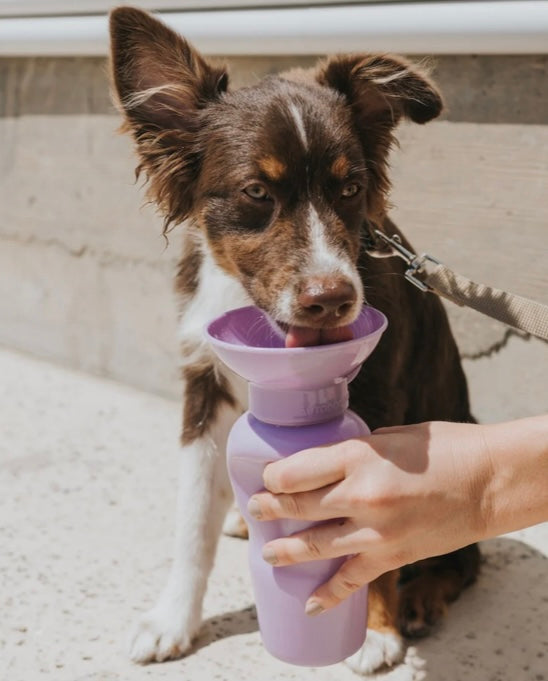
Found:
[109,7,442,345]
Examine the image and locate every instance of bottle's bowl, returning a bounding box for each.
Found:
[206,305,388,389]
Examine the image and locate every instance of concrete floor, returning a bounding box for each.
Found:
[1,346,547,681]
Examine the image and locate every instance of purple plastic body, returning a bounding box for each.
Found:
[228,411,370,665]
[206,305,388,666]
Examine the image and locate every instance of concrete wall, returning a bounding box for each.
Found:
[1,55,547,421]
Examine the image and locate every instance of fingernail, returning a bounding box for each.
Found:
[305,600,324,616]
[247,497,262,519]
[262,545,278,565]
[262,461,277,491]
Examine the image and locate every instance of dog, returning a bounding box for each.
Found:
[109,7,480,674]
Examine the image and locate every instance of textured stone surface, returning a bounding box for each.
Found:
[0,54,547,404]
[1,50,547,681]
[1,347,547,681]
[2,55,548,123]
[463,334,548,423]
[1,110,547,399]
[388,119,548,365]
[1,55,547,398]
[0,111,183,398]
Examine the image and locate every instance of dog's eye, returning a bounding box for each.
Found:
[341,183,361,199]
[243,183,271,201]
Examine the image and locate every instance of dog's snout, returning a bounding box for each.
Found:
[298,277,357,320]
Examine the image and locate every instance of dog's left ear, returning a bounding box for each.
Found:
[317,53,442,126]
[316,54,443,219]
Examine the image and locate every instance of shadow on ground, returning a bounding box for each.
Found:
[200,537,547,681]
[404,536,548,681]
[191,604,259,654]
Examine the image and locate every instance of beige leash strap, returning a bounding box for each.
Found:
[368,230,548,342]
[424,263,548,340]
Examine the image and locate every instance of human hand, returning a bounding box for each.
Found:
[247,421,493,615]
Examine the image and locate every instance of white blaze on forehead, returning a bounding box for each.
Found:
[307,203,345,273]
[288,102,308,150]
[306,203,364,299]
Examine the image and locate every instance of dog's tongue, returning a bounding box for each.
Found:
[285,325,354,348]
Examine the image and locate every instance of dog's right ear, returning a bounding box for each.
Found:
[109,7,228,228]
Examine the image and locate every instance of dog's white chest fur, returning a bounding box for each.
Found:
[177,235,251,408]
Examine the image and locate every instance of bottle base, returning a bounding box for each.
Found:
[263,630,367,667]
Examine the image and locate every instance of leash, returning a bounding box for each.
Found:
[366,230,548,342]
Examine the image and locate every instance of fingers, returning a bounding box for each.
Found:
[305,554,379,613]
[262,443,353,494]
[261,519,371,566]
[248,485,340,522]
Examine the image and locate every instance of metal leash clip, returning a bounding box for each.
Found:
[370,229,441,293]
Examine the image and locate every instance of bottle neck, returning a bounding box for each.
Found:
[248,381,349,426]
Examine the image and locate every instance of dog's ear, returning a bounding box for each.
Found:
[109,7,228,229]
[317,53,442,126]
[316,54,442,220]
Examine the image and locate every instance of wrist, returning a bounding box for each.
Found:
[478,415,548,539]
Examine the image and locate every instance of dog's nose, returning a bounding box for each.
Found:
[298,277,357,320]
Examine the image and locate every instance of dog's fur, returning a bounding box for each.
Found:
[109,7,480,674]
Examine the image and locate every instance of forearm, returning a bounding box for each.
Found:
[481,414,548,538]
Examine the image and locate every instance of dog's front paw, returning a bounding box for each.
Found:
[128,600,200,664]
[345,629,405,676]
[222,506,249,538]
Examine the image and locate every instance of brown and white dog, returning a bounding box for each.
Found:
[109,7,480,675]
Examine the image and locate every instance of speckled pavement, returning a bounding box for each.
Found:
[1,347,547,681]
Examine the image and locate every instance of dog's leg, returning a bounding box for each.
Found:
[129,397,239,664]
[345,571,405,675]
[398,544,481,638]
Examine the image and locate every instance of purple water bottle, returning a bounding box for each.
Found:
[206,305,387,666]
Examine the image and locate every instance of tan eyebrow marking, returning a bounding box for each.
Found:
[331,155,350,179]
[258,156,286,180]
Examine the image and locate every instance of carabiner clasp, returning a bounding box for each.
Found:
[368,230,441,293]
